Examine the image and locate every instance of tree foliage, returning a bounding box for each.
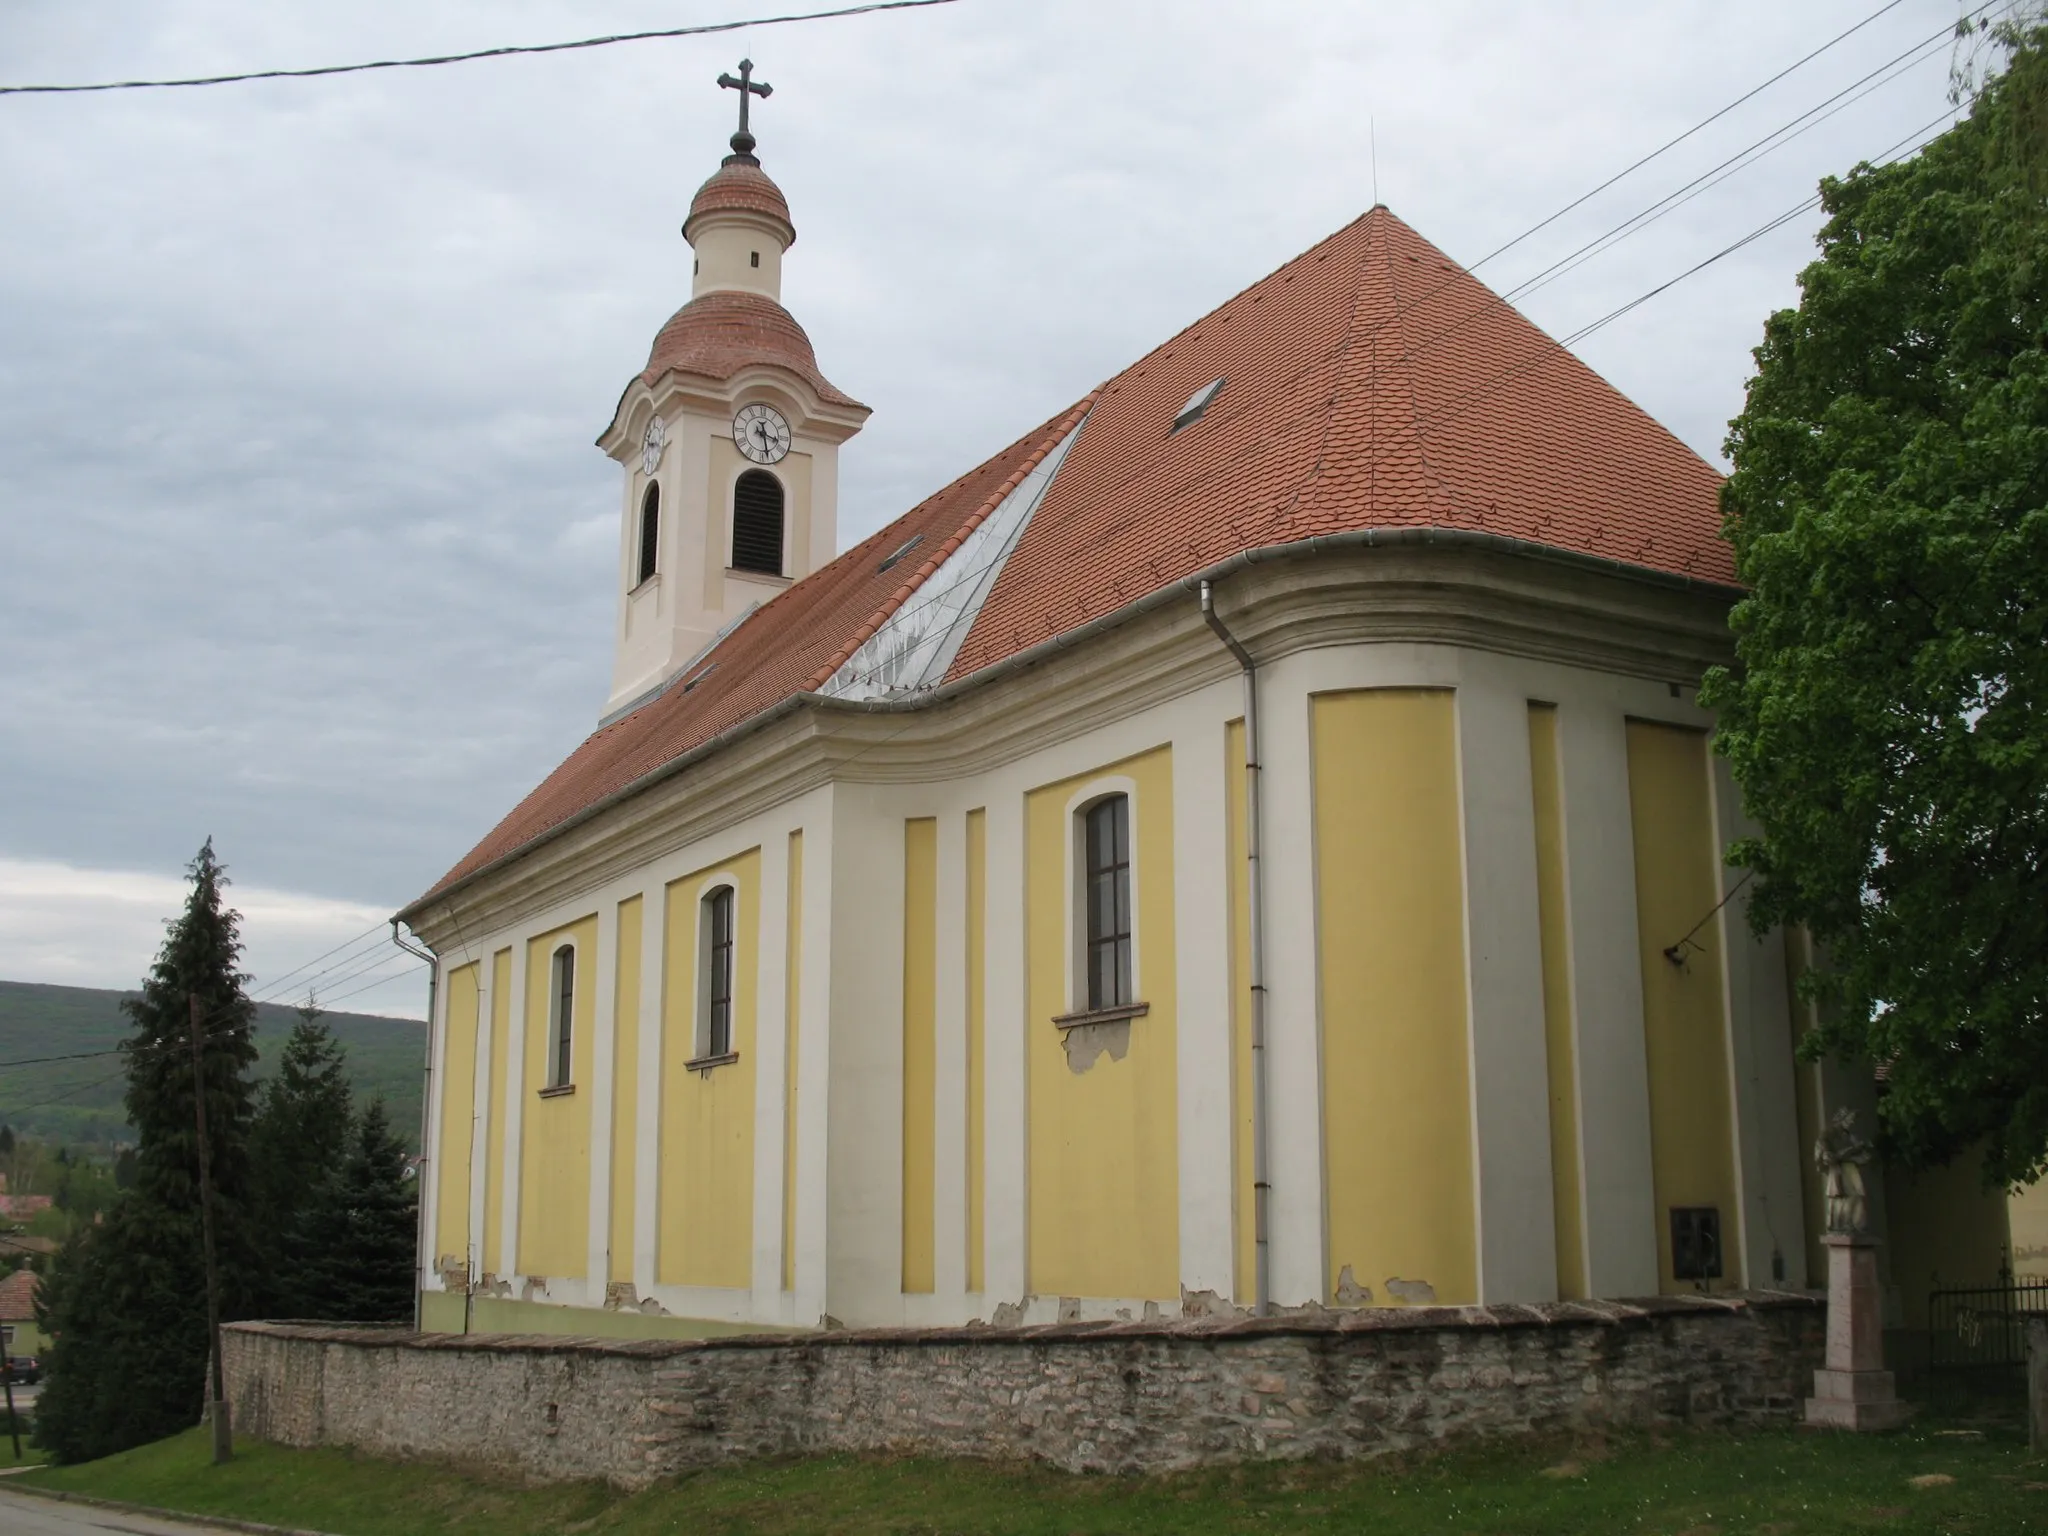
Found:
[1704,22,2048,1187]
[251,1002,354,1315]
[33,841,263,1463]
[295,1100,417,1325]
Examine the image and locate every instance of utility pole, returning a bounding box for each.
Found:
[188,992,232,1464]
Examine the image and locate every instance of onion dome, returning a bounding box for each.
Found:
[639,289,860,408]
[684,159,795,248]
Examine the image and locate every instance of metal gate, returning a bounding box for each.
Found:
[1927,1280,2048,1375]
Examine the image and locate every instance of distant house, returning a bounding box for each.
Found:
[0,1269,42,1359]
[0,1196,51,1220]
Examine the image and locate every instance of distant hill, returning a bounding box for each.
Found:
[0,980,426,1150]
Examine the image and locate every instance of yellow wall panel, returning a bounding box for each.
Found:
[482,947,512,1274]
[434,962,481,1269]
[658,849,761,1290]
[608,896,642,1287]
[1225,718,1256,1305]
[1314,689,1477,1307]
[517,914,599,1280]
[1625,718,1744,1293]
[965,809,987,1294]
[901,818,938,1294]
[1025,746,1179,1300]
[1528,703,1587,1300]
[782,830,803,1293]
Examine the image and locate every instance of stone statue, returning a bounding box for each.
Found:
[1815,1107,1873,1236]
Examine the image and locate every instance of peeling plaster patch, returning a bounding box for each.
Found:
[1335,1266,1374,1306]
[990,1300,1027,1329]
[1142,1301,1163,1323]
[474,1273,512,1298]
[1060,1020,1132,1072]
[435,1257,466,1288]
[820,1314,846,1330]
[603,1282,637,1311]
[1276,1298,1331,1319]
[1386,1277,1437,1305]
[1058,1296,1083,1323]
[635,1296,668,1316]
[520,1277,550,1303]
[1180,1286,1249,1321]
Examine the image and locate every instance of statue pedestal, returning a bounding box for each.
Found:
[1806,1233,1910,1431]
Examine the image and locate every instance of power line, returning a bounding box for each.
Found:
[0,0,960,97]
[0,1050,123,1071]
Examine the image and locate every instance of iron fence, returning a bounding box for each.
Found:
[1926,1280,2048,1375]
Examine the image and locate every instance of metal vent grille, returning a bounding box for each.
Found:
[731,470,785,576]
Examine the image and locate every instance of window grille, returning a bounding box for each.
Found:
[1084,795,1132,1010]
[703,886,735,1057]
[1671,1206,1723,1282]
[549,945,575,1088]
[731,471,785,575]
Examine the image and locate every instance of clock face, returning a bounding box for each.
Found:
[641,415,666,477]
[732,403,791,465]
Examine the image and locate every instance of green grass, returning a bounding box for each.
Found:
[0,980,425,1149]
[17,1410,2048,1535]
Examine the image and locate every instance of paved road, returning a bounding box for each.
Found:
[0,1486,310,1534]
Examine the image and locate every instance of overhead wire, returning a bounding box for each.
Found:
[0,0,961,97]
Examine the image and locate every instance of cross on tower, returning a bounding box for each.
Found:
[717,59,773,160]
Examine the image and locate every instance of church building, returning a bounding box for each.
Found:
[398,69,2005,1339]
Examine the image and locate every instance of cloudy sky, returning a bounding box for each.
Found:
[0,0,1980,1016]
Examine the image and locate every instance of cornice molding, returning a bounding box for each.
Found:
[403,536,1737,948]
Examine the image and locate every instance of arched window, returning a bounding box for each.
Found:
[1082,795,1132,1010]
[548,944,576,1088]
[731,470,785,576]
[637,482,660,586]
[699,885,736,1059]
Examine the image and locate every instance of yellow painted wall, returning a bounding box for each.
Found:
[434,962,481,1269]
[782,830,803,1293]
[965,809,987,1294]
[1782,925,1829,1288]
[1528,703,1587,1300]
[608,896,642,1287]
[1225,717,1256,1304]
[902,818,938,1294]
[2012,1179,2048,1282]
[482,948,511,1274]
[1025,746,1180,1300]
[517,914,599,1280]
[1889,1153,2012,1328]
[658,849,761,1289]
[1625,719,1744,1293]
[1314,689,1476,1307]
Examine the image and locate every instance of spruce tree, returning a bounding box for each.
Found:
[298,1101,416,1323]
[33,840,262,1463]
[250,1002,353,1315]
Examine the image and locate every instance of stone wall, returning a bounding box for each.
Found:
[224,1292,1821,1486]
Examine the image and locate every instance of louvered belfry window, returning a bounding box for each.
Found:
[731,470,785,576]
[1084,795,1133,1010]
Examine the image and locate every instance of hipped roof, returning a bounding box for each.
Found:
[416,206,1727,908]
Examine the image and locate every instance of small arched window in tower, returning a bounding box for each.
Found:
[731,469,785,576]
[637,482,660,587]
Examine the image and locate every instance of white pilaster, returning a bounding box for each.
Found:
[585,901,620,1292]
[499,941,529,1280]
[633,880,666,1298]
[982,788,1028,1308]
[468,959,494,1283]
[750,832,791,1317]
[1172,713,1236,1300]
[932,810,970,1300]
[1456,668,1560,1303]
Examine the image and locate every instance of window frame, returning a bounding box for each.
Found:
[692,877,741,1068]
[636,480,661,588]
[545,941,577,1091]
[729,467,787,578]
[1058,776,1147,1025]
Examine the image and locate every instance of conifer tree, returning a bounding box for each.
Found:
[250,1002,353,1315]
[297,1100,416,1323]
[33,840,262,1463]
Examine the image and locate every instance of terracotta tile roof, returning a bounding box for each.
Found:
[0,1268,38,1322]
[417,206,1725,907]
[685,158,795,246]
[635,290,863,412]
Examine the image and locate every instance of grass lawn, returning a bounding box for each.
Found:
[15,1409,2048,1534]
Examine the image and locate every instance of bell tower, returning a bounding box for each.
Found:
[595,61,869,722]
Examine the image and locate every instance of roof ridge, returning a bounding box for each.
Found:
[801,390,1100,691]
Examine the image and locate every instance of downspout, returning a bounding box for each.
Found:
[391,920,437,1332]
[1200,580,1271,1317]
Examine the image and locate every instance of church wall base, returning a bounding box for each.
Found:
[224,1292,1821,1487]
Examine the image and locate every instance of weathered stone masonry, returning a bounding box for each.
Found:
[224,1293,1821,1486]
